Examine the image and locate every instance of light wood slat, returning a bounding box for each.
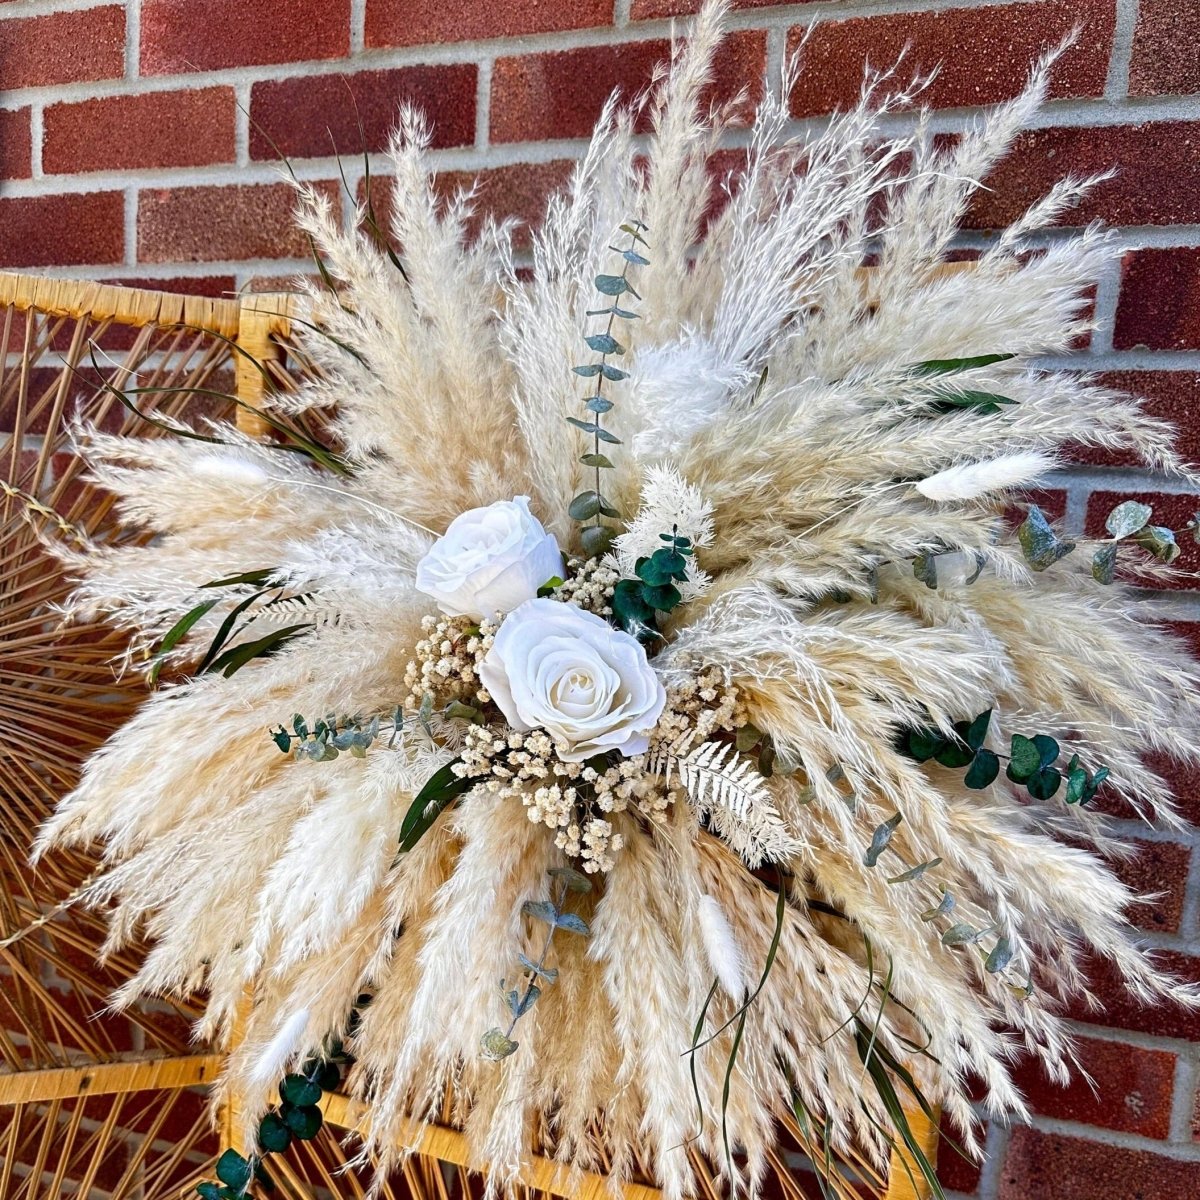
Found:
[234,292,297,437]
[0,271,243,338]
[0,1053,223,1106]
[321,1092,664,1200]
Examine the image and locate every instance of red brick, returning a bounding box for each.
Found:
[0,192,124,268]
[137,181,335,264]
[1117,840,1192,933]
[1012,1036,1177,1138]
[366,0,610,47]
[1002,487,1068,530]
[1071,372,1200,470]
[1147,748,1200,827]
[140,0,350,75]
[0,106,31,179]
[0,6,125,91]
[1067,949,1200,1041]
[1114,248,1200,352]
[998,1127,1200,1199]
[250,65,476,160]
[936,1115,983,1194]
[490,30,765,143]
[434,159,574,249]
[967,122,1200,230]
[632,0,789,15]
[1129,0,1200,98]
[1084,489,1200,590]
[788,1,1115,119]
[44,88,237,175]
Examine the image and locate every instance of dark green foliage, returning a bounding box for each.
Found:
[398,760,476,853]
[611,529,694,641]
[258,1113,291,1154]
[900,708,1108,806]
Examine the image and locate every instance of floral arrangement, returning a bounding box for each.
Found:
[36,4,1200,1198]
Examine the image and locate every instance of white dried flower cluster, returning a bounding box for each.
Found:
[445,665,746,872]
[550,556,619,616]
[650,667,747,753]
[402,613,496,712]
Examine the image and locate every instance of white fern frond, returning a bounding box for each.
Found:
[650,738,801,866]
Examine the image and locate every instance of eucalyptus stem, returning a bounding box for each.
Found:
[504,879,566,1042]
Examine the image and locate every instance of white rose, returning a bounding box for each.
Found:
[479,598,667,762]
[415,497,564,619]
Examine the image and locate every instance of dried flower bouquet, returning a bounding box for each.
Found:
[36,4,1200,1198]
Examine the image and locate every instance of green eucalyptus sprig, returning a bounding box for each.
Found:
[568,220,649,558]
[900,709,1109,804]
[481,867,592,1061]
[612,526,693,641]
[1019,498,1196,580]
[196,1051,345,1198]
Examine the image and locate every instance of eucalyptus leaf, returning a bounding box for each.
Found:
[1008,734,1042,782]
[906,728,945,763]
[579,453,614,468]
[913,552,939,589]
[554,911,591,936]
[965,709,992,751]
[864,812,903,868]
[941,923,980,946]
[585,396,614,413]
[1025,766,1061,800]
[548,865,593,893]
[481,1028,519,1060]
[1092,542,1118,584]
[259,1112,291,1154]
[585,333,624,355]
[283,1103,322,1140]
[1133,524,1181,563]
[517,953,559,982]
[964,748,1000,789]
[280,1074,321,1107]
[985,936,1015,973]
[581,525,615,557]
[1105,499,1152,539]
[215,1149,253,1191]
[594,273,630,295]
[887,858,943,884]
[1018,505,1075,571]
[921,892,955,921]
[521,899,560,926]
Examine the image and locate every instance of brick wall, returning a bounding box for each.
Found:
[2,1,1200,1197]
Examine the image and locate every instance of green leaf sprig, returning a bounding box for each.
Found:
[195,1050,346,1198]
[569,219,649,558]
[611,526,693,640]
[901,709,1108,804]
[481,867,592,1060]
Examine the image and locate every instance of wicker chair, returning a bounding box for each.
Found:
[0,273,939,1200]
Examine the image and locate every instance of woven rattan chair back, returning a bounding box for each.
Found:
[0,273,938,1200]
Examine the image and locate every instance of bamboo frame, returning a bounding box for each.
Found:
[0,272,941,1200]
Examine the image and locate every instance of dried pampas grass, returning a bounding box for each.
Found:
[35,3,1200,1198]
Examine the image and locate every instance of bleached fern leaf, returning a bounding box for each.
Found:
[651,738,801,866]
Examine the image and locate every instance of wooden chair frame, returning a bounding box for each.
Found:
[0,271,940,1200]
